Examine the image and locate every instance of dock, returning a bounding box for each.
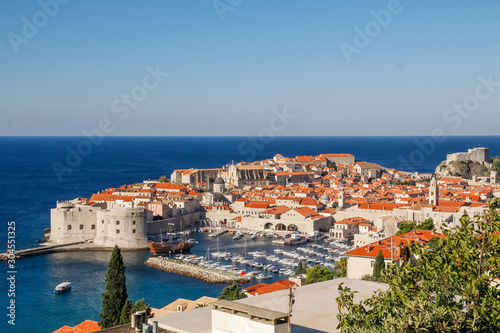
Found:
[208,229,228,237]
[0,241,147,261]
[145,257,250,284]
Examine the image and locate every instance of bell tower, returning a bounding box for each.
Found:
[428,176,439,206]
[491,168,498,184]
[338,188,345,209]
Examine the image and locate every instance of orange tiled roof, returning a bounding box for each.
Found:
[262,206,291,215]
[53,320,100,333]
[245,202,270,209]
[155,183,185,190]
[345,230,446,259]
[73,320,101,332]
[244,279,297,296]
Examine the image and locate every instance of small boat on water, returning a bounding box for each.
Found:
[54,282,71,294]
[233,232,244,240]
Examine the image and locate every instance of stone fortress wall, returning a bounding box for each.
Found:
[49,200,149,249]
[447,147,490,166]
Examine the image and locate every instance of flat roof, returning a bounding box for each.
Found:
[212,300,288,321]
[150,278,389,333]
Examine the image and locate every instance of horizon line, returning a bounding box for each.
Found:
[2,135,500,138]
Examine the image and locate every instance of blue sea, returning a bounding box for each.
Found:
[1,136,499,332]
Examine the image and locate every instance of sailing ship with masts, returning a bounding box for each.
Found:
[148,224,197,255]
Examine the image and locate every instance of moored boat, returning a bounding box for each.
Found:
[54,282,71,294]
[148,239,196,255]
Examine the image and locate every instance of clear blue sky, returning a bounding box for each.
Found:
[1,0,499,136]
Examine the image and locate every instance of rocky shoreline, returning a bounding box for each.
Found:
[145,257,250,284]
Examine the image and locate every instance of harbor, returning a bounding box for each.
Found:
[145,257,251,283]
[146,229,351,283]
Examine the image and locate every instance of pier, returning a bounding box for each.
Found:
[145,257,250,284]
[0,241,147,261]
[208,228,228,237]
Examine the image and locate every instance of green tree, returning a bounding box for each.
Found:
[305,265,333,285]
[159,175,169,183]
[120,299,151,325]
[372,250,385,281]
[492,158,500,177]
[336,199,500,332]
[295,261,308,275]
[395,221,416,235]
[99,245,129,328]
[305,165,311,172]
[426,236,445,252]
[131,299,151,315]
[328,162,337,170]
[119,300,132,325]
[395,218,434,236]
[321,171,328,177]
[219,281,246,301]
[418,217,434,231]
[332,257,347,278]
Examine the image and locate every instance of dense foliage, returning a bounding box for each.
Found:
[99,246,151,328]
[332,257,347,279]
[159,175,169,183]
[305,265,333,285]
[372,250,385,281]
[119,299,151,325]
[295,260,308,275]
[395,218,434,236]
[492,157,500,176]
[219,281,246,301]
[99,246,129,328]
[336,199,500,332]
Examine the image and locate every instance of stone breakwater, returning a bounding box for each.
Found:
[145,257,250,284]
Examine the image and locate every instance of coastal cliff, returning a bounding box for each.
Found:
[435,160,490,179]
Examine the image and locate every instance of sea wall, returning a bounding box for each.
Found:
[147,212,201,234]
[145,257,250,284]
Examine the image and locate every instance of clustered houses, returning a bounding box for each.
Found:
[49,181,203,249]
[344,230,447,279]
[49,150,500,251]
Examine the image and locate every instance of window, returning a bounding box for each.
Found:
[133,229,136,234]
[116,221,120,225]
[67,225,72,230]
[133,221,136,225]
[371,260,375,267]
[91,224,96,230]
[79,224,84,230]
[102,220,104,224]
[116,229,120,234]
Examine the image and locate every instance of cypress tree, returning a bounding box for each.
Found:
[99,245,129,328]
[373,249,385,281]
[119,300,132,325]
[295,260,308,275]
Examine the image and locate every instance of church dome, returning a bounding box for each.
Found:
[321,194,330,201]
[214,176,225,185]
